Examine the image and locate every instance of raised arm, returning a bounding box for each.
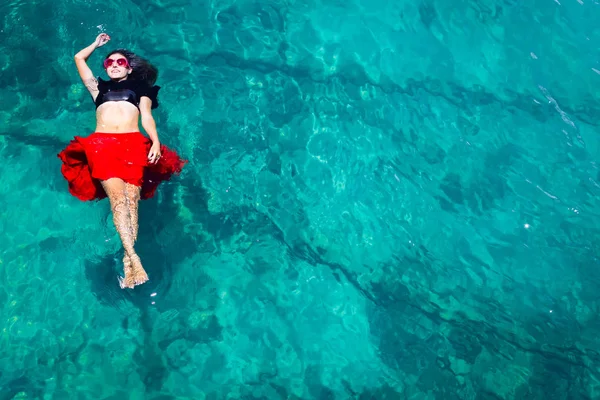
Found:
[74,33,110,100]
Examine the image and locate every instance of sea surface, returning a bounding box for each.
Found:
[1,0,600,399]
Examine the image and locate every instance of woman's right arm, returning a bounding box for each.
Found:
[74,33,110,100]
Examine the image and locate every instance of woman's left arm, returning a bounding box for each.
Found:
[140,97,161,163]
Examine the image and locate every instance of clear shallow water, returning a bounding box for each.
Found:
[1,0,600,398]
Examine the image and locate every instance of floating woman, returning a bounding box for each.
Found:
[58,33,187,289]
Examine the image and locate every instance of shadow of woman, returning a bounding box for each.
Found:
[81,174,210,393]
[84,174,209,306]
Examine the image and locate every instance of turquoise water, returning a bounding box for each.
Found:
[1,0,600,398]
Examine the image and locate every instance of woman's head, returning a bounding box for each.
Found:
[103,49,158,86]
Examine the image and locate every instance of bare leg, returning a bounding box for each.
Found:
[125,183,141,241]
[101,178,148,289]
[122,183,142,285]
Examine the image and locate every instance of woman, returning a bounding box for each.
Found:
[58,33,186,289]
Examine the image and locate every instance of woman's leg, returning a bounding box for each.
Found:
[101,178,148,288]
[122,183,142,283]
[124,183,141,242]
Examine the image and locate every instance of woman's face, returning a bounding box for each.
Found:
[104,53,131,81]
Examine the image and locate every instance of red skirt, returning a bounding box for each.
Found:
[57,132,187,201]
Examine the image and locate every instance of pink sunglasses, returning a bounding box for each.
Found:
[103,58,129,69]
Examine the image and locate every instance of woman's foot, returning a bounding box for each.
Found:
[119,256,136,289]
[129,254,149,286]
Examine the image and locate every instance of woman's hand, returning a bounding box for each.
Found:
[94,33,110,48]
[148,142,162,164]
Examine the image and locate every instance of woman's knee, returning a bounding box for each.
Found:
[109,194,128,210]
[124,183,141,202]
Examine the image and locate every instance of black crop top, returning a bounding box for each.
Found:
[95,77,161,110]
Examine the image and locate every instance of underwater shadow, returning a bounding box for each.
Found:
[81,175,208,396]
[84,174,208,307]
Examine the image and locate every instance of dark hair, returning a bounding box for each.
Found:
[104,49,158,86]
